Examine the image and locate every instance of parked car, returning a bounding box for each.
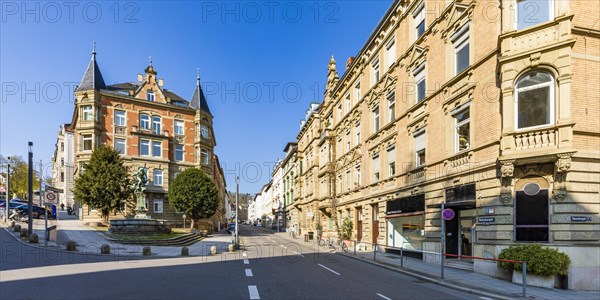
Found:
[14,204,53,219]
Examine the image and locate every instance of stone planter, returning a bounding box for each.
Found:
[512,270,559,288]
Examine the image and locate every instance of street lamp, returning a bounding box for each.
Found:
[27,142,33,237]
[235,176,239,249]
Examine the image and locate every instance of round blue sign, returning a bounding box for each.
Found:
[442,208,455,221]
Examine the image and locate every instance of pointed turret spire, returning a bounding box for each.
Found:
[190,68,211,115]
[76,41,106,92]
[326,55,339,92]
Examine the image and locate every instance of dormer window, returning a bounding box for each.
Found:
[147,90,155,101]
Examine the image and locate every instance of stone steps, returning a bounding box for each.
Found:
[106,233,204,246]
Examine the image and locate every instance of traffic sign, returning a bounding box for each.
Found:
[45,191,57,202]
[442,208,455,221]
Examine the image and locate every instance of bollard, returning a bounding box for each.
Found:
[13,224,21,232]
[101,244,111,254]
[354,241,357,255]
[210,245,218,255]
[66,241,77,251]
[400,247,404,268]
[522,261,527,298]
[19,228,28,238]
[181,247,189,256]
[374,242,377,261]
[8,221,15,228]
[29,233,39,244]
[228,244,235,252]
[143,246,151,256]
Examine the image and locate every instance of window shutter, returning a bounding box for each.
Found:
[415,132,426,151]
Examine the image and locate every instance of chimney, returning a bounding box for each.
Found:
[137,74,143,83]
[158,78,164,87]
[346,56,355,71]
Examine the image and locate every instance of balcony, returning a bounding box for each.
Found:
[318,129,334,146]
[500,124,574,161]
[499,15,573,58]
[318,162,335,176]
[514,129,556,150]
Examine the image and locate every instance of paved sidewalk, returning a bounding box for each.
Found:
[4,219,233,257]
[260,227,599,300]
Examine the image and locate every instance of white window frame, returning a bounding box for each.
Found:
[140,139,150,156]
[152,116,161,135]
[147,90,155,101]
[175,145,184,162]
[386,37,396,69]
[355,166,361,188]
[371,58,380,86]
[413,1,425,40]
[373,106,380,133]
[114,138,126,155]
[355,122,361,145]
[338,104,343,121]
[452,24,470,75]
[346,131,351,152]
[152,141,162,158]
[140,114,150,130]
[201,149,209,165]
[414,64,426,103]
[514,71,555,131]
[387,90,396,123]
[452,103,471,153]
[372,154,380,183]
[82,105,93,121]
[354,81,361,103]
[174,120,184,136]
[201,124,210,139]
[153,169,163,186]
[346,170,351,191]
[82,134,93,151]
[515,0,554,31]
[387,146,396,177]
[153,198,163,213]
[414,129,426,167]
[114,110,126,126]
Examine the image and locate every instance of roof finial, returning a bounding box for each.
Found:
[149,56,152,66]
[196,68,200,85]
[92,40,96,57]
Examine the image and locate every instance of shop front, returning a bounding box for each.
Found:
[385,194,425,252]
[443,183,477,258]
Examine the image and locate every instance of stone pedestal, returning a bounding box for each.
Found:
[108,219,171,234]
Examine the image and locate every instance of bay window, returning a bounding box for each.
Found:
[515,71,554,129]
[516,0,552,30]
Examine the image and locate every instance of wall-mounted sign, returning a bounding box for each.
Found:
[478,217,495,224]
[386,194,424,215]
[445,184,476,203]
[571,216,592,222]
[442,208,455,221]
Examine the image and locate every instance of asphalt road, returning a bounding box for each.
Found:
[0,225,481,299]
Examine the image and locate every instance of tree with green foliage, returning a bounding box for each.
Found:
[341,217,353,240]
[168,168,218,229]
[1,155,42,199]
[73,146,132,224]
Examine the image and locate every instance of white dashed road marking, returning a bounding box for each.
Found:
[245,269,253,277]
[294,251,305,257]
[318,263,340,276]
[248,285,260,300]
[243,259,249,265]
[377,293,392,300]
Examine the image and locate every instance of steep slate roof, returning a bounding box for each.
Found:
[190,76,211,115]
[76,51,106,92]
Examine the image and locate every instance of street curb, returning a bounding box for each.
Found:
[338,252,516,300]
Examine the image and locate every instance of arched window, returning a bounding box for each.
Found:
[146,90,155,101]
[515,70,554,130]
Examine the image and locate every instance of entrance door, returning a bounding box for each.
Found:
[445,209,459,255]
[459,209,476,258]
[372,205,379,243]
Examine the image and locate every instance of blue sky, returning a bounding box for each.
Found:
[0,1,392,193]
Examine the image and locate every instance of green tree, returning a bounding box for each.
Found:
[168,168,218,229]
[73,146,132,224]
[3,156,41,199]
[341,217,353,240]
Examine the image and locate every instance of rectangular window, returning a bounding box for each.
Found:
[152,116,161,135]
[373,106,380,132]
[415,131,426,167]
[174,120,184,135]
[140,139,150,156]
[114,110,126,126]
[453,25,470,74]
[60,172,64,182]
[373,155,380,182]
[515,190,549,241]
[346,170,351,191]
[201,125,210,139]
[338,174,343,192]
[175,145,184,162]
[140,114,150,130]
[453,105,471,152]
[338,104,343,121]
[82,105,93,121]
[413,2,425,39]
[147,90,155,102]
[356,166,361,187]
[386,37,396,69]
[414,65,426,102]
[516,0,552,30]
[355,122,361,145]
[82,134,92,151]
[387,90,396,123]
[201,149,209,165]
[387,146,396,177]
[153,169,163,186]
[345,93,351,112]
[346,132,351,151]
[114,138,126,154]
[153,198,164,213]
[354,81,361,102]
[152,141,162,158]
[371,59,380,86]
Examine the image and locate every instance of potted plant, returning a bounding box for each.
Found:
[340,217,354,248]
[498,244,570,289]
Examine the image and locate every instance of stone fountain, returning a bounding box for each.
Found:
[108,166,170,234]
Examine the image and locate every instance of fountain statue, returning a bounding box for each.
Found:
[132,167,149,219]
